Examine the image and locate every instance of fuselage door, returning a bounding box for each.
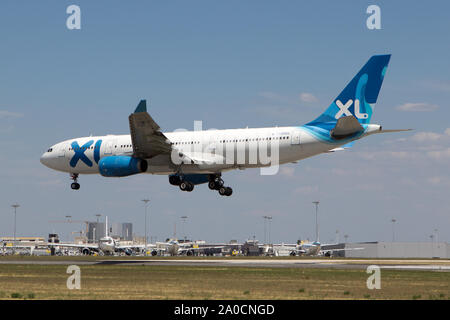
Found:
[291,131,301,145]
[104,139,114,155]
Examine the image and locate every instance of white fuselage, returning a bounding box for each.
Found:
[40,125,378,175]
[98,236,116,253]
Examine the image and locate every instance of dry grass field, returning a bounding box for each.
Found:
[0,261,448,300]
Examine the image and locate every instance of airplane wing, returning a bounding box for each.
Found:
[115,243,155,250]
[128,100,173,159]
[47,243,99,249]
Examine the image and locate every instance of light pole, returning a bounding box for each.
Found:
[391,219,396,242]
[65,215,72,241]
[262,216,268,244]
[344,234,349,243]
[141,199,150,251]
[11,204,20,253]
[180,216,188,241]
[313,201,319,242]
[430,234,435,258]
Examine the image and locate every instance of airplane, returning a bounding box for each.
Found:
[48,217,145,255]
[151,239,226,256]
[40,55,409,195]
[275,241,363,257]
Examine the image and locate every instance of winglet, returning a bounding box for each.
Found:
[134,100,147,113]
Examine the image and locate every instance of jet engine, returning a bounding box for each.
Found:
[99,156,148,177]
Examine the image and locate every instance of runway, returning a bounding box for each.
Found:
[98,259,450,271]
[1,258,449,271]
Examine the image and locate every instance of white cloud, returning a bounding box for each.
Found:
[0,110,24,119]
[411,128,450,142]
[395,102,439,112]
[299,92,318,103]
[427,148,450,160]
[412,132,443,142]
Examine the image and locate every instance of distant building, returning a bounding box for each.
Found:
[87,222,105,242]
[344,242,450,259]
[86,222,133,242]
[111,223,133,241]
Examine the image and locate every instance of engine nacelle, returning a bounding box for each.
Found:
[82,248,91,255]
[99,156,148,177]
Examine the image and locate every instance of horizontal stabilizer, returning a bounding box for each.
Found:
[330,116,363,140]
[380,128,413,133]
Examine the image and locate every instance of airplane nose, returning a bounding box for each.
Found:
[40,152,49,166]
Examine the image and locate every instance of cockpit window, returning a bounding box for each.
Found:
[47,148,53,152]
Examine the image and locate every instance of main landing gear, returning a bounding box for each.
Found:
[208,175,232,197]
[70,173,80,190]
[168,174,233,196]
[169,175,194,192]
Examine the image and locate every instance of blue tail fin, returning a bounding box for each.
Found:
[308,55,391,125]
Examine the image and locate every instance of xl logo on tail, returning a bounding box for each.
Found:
[335,99,369,120]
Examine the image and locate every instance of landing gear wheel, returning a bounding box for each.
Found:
[208,174,224,190]
[219,186,232,196]
[208,181,216,190]
[71,183,80,190]
[219,187,227,196]
[180,181,188,191]
[180,181,194,192]
[70,173,80,190]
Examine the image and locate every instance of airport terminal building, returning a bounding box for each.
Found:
[343,242,450,259]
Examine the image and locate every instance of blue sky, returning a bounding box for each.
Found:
[1,1,449,244]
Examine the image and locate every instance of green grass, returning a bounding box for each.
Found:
[0,263,448,300]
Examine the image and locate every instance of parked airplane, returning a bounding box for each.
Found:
[40,55,409,195]
[48,217,144,255]
[277,241,363,257]
[151,239,226,256]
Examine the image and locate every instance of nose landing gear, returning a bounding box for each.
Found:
[70,173,80,190]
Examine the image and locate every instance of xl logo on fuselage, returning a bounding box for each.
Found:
[70,140,102,168]
[335,99,369,120]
